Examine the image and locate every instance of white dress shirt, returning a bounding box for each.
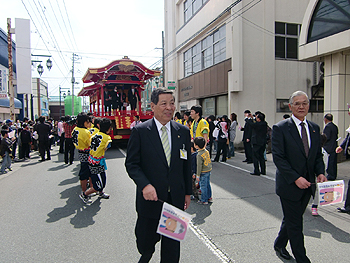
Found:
[154,117,172,150]
[291,114,311,148]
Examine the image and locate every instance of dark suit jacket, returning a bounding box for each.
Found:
[272,118,324,201]
[323,122,338,154]
[128,89,140,107]
[246,119,267,146]
[35,122,51,142]
[242,118,252,141]
[125,119,192,219]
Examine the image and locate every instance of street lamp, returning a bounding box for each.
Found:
[37,64,44,76]
[46,58,52,70]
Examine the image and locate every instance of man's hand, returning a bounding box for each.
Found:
[246,139,250,142]
[184,195,191,210]
[336,146,343,154]
[317,174,327,183]
[295,177,311,189]
[142,184,158,201]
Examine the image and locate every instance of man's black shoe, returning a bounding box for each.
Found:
[242,160,248,162]
[337,207,350,213]
[250,172,260,176]
[274,246,291,260]
[247,161,253,164]
[38,159,45,162]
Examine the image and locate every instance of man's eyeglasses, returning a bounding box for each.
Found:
[292,102,309,108]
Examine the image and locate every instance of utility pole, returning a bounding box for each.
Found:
[71,53,79,115]
[162,31,165,88]
[7,18,15,121]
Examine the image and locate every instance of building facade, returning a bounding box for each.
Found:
[299,0,350,139]
[164,0,324,142]
[30,78,49,120]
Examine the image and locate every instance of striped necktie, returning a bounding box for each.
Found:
[161,126,171,166]
[300,122,309,157]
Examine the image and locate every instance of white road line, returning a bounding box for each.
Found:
[189,222,235,262]
[220,162,276,181]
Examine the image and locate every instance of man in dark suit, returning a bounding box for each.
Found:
[241,110,253,163]
[125,88,192,263]
[34,116,51,162]
[246,112,267,175]
[323,113,338,180]
[336,127,350,213]
[272,91,327,263]
[103,88,112,115]
[128,85,141,110]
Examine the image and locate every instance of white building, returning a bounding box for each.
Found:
[164,0,324,137]
[30,78,49,120]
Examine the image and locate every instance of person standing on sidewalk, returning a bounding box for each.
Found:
[58,116,65,153]
[241,110,253,163]
[35,116,51,162]
[246,112,267,175]
[63,116,76,165]
[0,130,15,174]
[228,113,237,159]
[323,113,338,180]
[272,90,327,262]
[335,123,350,213]
[190,105,209,141]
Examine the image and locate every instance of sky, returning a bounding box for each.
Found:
[1,0,164,97]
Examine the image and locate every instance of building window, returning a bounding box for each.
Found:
[184,24,226,77]
[275,22,300,59]
[184,0,209,23]
[308,0,350,43]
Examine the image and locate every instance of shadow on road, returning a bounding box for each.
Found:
[305,215,350,243]
[186,201,212,225]
[46,184,102,228]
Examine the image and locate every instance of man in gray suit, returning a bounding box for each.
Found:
[125,88,192,263]
[272,91,327,263]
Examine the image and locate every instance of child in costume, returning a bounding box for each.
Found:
[72,112,92,200]
[80,118,112,204]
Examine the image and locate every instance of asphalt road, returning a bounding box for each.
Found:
[0,145,349,263]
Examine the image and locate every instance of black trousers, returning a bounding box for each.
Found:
[39,140,50,160]
[275,189,312,263]
[135,194,180,263]
[214,140,227,162]
[252,144,266,174]
[22,143,30,158]
[59,133,65,153]
[104,103,111,114]
[243,140,253,162]
[326,151,337,180]
[64,138,75,164]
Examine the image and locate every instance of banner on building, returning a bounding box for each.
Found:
[157,202,192,242]
[317,180,345,206]
[15,18,32,94]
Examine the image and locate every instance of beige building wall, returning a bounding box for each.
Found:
[165,0,320,143]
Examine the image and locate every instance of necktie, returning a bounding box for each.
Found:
[161,126,171,166]
[300,122,309,157]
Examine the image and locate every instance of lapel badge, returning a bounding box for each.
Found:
[178,135,180,138]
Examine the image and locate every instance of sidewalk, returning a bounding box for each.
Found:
[226,150,349,183]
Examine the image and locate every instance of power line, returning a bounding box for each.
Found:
[62,0,79,51]
[55,0,77,51]
[48,0,75,52]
